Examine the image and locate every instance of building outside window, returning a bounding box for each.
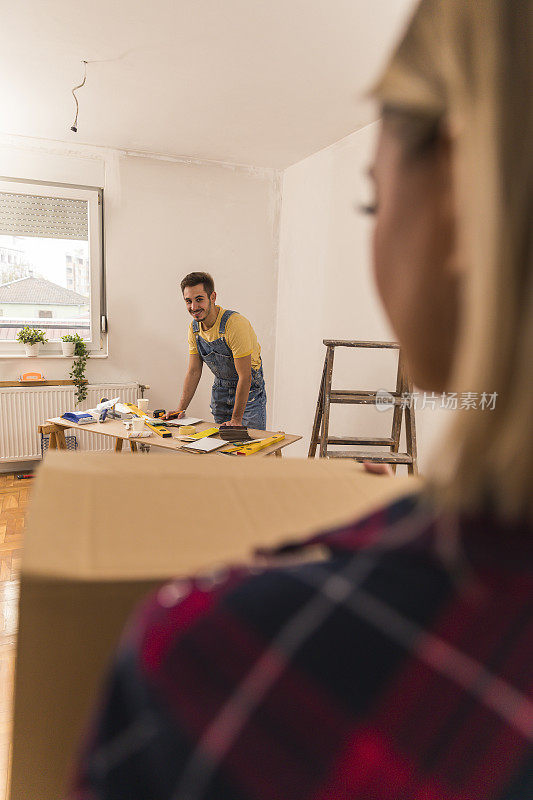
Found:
[0,180,105,355]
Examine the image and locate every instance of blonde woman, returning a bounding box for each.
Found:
[73,1,532,798]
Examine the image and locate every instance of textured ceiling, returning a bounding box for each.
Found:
[1,0,416,168]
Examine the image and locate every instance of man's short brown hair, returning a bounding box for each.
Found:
[180,272,215,296]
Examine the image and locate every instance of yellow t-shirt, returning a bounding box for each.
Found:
[188,307,262,371]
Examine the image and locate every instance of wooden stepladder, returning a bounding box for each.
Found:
[308,339,418,475]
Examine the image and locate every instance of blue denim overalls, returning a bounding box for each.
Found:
[192,310,267,429]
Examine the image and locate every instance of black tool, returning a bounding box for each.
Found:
[218,426,253,443]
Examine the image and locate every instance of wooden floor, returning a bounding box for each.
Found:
[0,473,27,800]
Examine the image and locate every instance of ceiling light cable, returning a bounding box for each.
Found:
[70,60,87,133]
[69,50,144,133]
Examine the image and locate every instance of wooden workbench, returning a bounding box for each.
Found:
[39,417,301,458]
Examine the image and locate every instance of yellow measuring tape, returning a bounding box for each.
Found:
[223,433,285,456]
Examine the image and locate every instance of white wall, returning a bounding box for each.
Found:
[272,123,451,471]
[0,137,281,422]
[1,128,452,473]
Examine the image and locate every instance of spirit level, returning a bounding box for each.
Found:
[125,403,172,438]
[223,433,285,456]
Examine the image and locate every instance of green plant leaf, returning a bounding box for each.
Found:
[16,326,48,345]
[68,336,89,405]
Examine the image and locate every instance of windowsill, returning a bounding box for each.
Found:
[0,353,108,359]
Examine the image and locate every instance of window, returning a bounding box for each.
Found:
[0,179,105,355]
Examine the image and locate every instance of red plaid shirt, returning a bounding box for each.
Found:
[72,494,533,799]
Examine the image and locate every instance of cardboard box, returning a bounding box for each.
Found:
[11,452,418,800]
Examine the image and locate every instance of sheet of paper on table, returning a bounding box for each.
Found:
[180,437,228,453]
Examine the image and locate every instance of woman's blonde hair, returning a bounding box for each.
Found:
[373,0,533,520]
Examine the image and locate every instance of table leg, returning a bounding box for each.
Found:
[115,438,124,452]
[55,429,68,450]
[129,440,138,452]
[48,431,57,450]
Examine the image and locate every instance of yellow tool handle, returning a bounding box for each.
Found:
[187,426,219,440]
[125,405,217,441]
[227,433,285,456]
[125,403,172,438]
[125,402,148,417]
[222,443,249,454]
[145,421,172,438]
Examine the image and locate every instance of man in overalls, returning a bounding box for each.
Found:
[165,272,267,429]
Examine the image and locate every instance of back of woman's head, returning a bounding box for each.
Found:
[373,0,533,520]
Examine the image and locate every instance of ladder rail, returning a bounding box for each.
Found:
[404,374,418,476]
[308,357,327,458]
[319,346,335,458]
[389,352,406,474]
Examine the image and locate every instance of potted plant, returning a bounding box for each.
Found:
[16,326,48,356]
[61,334,77,357]
[68,334,89,405]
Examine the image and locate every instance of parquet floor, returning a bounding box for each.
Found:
[0,472,28,800]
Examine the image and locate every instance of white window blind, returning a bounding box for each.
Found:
[0,192,88,240]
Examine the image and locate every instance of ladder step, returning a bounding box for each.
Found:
[327,437,395,446]
[329,391,402,405]
[326,450,413,464]
[332,390,399,397]
[323,340,400,349]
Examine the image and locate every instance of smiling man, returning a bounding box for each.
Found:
[165,272,267,429]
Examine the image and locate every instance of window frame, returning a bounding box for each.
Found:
[0,178,106,357]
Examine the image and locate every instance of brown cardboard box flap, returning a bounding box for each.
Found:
[23,452,419,580]
[11,452,419,800]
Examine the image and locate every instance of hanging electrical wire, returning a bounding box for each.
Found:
[71,60,88,133]
[69,50,143,134]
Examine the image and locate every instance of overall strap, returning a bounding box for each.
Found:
[219,310,236,336]
[192,319,200,334]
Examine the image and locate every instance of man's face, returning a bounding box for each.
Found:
[183,284,215,322]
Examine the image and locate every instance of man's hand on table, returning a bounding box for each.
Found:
[220,417,244,427]
[163,410,185,421]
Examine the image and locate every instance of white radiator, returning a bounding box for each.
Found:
[0,383,140,461]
